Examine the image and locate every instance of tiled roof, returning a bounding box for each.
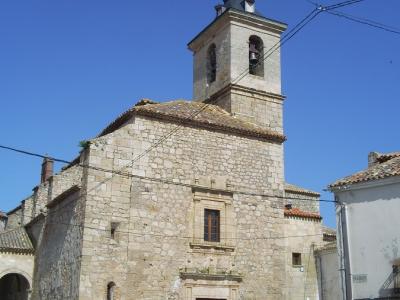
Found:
[330,155,400,189]
[0,227,34,254]
[376,152,400,163]
[284,183,320,197]
[322,226,336,236]
[284,207,322,220]
[100,100,286,143]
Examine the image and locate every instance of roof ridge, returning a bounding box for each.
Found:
[98,99,286,143]
[284,183,320,196]
[330,155,400,188]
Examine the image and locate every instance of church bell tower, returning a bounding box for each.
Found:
[188,0,287,133]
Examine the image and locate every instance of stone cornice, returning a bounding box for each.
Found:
[180,270,243,282]
[137,110,286,144]
[46,185,80,209]
[188,9,287,51]
[205,83,286,105]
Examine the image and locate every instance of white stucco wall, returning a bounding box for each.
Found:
[315,246,342,300]
[335,176,400,299]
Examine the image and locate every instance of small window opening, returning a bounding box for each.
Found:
[110,222,119,239]
[107,282,116,300]
[292,253,302,266]
[249,35,264,77]
[207,44,217,84]
[204,209,220,242]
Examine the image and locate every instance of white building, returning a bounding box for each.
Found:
[314,241,342,300]
[329,152,400,300]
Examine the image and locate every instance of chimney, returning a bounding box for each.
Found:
[368,152,380,168]
[41,157,54,183]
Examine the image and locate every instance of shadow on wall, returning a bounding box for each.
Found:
[379,265,400,298]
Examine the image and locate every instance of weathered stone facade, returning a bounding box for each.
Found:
[0,2,334,299]
[77,112,286,299]
[189,9,285,132]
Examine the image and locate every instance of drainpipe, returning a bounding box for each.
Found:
[337,199,352,300]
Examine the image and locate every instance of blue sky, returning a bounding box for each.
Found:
[0,0,399,228]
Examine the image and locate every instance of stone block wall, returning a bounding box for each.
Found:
[6,207,23,229]
[32,189,83,300]
[229,21,282,95]
[283,217,323,300]
[5,164,83,232]
[285,190,320,214]
[21,196,35,225]
[78,114,286,300]
[192,11,284,102]
[193,22,231,101]
[213,85,284,133]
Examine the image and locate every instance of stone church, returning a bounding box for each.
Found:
[0,1,334,299]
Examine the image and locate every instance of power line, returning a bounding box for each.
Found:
[324,0,367,10]
[0,145,70,164]
[1,1,365,213]
[234,0,367,86]
[32,219,331,241]
[233,7,321,85]
[0,143,337,204]
[326,9,400,35]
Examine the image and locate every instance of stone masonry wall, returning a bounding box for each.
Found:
[6,208,23,229]
[229,87,284,133]
[283,217,323,300]
[32,189,84,300]
[5,164,83,231]
[285,191,320,214]
[78,114,286,300]
[229,22,282,95]
[192,13,283,101]
[21,196,35,225]
[193,22,231,101]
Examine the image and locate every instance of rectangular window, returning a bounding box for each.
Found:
[292,253,302,266]
[204,209,220,242]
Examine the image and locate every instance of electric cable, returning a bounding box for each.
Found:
[325,9,400,35]
[0,143,337,204]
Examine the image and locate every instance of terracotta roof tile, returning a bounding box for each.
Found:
[330,155,400,189]
[376,152,400,163]
[100,100,286,143]
[284,207,322,220]
[284,183,320,197]
[0,227,34,254]
[322,226,336,236]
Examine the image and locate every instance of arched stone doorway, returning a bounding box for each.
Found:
[0,273,31,300]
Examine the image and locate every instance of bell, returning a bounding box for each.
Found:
[249,43,259,64]
[249,52,258,63]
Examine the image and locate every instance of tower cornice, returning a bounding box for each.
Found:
[188,9,287,52]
